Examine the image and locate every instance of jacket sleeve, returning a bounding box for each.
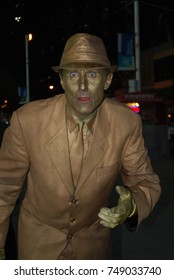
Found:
[0,111,29,248]
[121,115,161,227]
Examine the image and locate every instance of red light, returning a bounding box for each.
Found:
[131,107,140,113]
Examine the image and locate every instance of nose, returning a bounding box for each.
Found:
[79,71,87,90]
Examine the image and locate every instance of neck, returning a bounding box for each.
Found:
[66,105,97,123]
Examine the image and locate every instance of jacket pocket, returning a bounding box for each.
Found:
[97,162,120,177]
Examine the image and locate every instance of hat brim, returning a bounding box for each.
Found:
[51,64,117,73]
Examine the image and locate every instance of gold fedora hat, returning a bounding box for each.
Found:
[52,33,117,73]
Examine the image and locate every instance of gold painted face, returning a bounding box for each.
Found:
[60,67,113,120]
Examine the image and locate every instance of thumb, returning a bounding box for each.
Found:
[115,185,131,199]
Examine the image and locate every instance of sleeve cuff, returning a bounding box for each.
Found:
[129,198,137,217]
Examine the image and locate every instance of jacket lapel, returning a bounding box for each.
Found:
[45,96,74,196]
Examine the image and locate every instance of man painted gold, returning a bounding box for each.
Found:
[0,33,161,260]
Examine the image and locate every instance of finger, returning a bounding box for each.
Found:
[98,212,112,222]
[99,207,111,215]
[116,185,131,199]
[99,206,123,218]
[98,212,121,223]
[100,219,119,229]
[115,185,126,195]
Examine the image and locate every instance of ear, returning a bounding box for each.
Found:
[104,73,113,90]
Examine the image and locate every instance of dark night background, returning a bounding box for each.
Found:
[1,0,174,111]
[1,1,174,261]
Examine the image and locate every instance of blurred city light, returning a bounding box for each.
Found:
[127,102,140,113]
[25,34,32,103]
[15,16,21,22]
[1,100,8,109]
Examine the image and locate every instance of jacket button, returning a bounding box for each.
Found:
[67,234,73,240]
[70,217,76,223]
[72,198,79,204]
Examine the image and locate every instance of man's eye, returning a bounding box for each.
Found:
[87,71,97,78]
[69,71,79,78]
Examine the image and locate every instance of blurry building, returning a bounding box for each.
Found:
[113,40,174,159]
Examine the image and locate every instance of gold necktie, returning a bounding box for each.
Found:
[81,122,89,162]
[70,122,84,186]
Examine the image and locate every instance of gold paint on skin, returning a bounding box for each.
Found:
[60,68,113,120]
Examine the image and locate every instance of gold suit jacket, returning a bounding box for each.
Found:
[0,94,161,259]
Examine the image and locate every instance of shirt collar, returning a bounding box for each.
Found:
[66,106,97,134]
